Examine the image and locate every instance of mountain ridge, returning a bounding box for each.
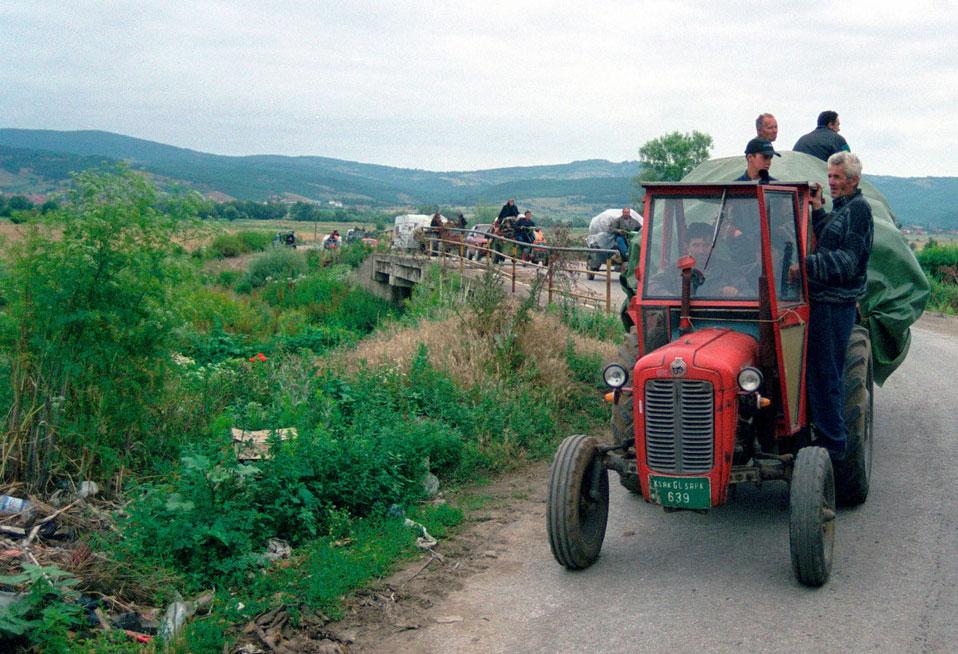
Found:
[1,128,954,228]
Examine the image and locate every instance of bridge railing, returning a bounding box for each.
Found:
[413,227,621,313]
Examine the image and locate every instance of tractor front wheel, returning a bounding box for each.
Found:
[547,435,609,570]
[789,446,836,587]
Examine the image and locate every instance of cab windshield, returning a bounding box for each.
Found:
[643,194,762,301]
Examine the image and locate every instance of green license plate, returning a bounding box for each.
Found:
[648,475,711,509]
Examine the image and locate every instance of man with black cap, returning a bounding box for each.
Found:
[736,138,780,183]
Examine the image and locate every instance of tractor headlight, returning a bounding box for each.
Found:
[737,367,763,392]
[603,363,629,389]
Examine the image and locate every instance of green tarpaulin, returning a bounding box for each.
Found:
[627,151,929,385]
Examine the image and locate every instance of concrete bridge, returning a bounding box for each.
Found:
[354,245,627,314]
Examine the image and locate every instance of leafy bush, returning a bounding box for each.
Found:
[237,230,273,252]
[0,167,199,487]
[0,565,85,652]
[243,248,308,289]
[207,230,272,258]
[927,277,958,313]
[919,244,958,314]
[216,269,241,288]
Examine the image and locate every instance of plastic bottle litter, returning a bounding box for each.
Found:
[0,495,31,515]
[0,495,37,526]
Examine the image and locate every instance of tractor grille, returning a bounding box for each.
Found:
[644,379,714,474]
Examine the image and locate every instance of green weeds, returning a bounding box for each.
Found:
[917,242,958,314]
[0,170,613,653]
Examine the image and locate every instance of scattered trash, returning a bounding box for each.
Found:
[0,494,31,514]
[114,611,159,634]
[0,494,35,524]
[262,538,292,562]
[422,471,440,498]
[78,481,100,499]
[159,594,197,641]
[124,630,153,644]
[403,518,438,550]
[231,427,297,461]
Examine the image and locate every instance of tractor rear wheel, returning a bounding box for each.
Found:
[835,325,873,506]
[611,328,640,493]
[547,435,609,570]
[789,446,836,587]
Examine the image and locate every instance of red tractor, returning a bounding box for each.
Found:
[547,181,873,586]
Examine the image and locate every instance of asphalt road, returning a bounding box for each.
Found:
[375,320,958,654]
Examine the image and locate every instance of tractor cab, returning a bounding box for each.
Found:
[632,182,811,443]
[547,181,874,587]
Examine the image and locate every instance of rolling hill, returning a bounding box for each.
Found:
[1,128,955,229]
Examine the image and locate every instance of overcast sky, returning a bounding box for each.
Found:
[3,1,956,177]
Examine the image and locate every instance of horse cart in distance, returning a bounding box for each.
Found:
[547,181,874,587]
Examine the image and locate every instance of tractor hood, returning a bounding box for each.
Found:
[634,328,758,390]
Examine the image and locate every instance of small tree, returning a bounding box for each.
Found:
[638,131,714,182]
[1,167,199,487]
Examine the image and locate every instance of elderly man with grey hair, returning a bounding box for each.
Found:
[755,113,778,142]
[795,151,873,464]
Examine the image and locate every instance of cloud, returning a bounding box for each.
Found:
[1,1,956,175]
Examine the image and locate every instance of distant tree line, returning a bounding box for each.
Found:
[0,194,59,219]
[195,198,391,226]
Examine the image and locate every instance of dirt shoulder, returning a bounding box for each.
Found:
[328,461,551,653]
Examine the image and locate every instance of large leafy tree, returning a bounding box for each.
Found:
[638,131,714,182]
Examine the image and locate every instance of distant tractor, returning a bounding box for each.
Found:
[548,181,874,586]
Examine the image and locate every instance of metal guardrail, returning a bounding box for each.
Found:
[413,226,621,313]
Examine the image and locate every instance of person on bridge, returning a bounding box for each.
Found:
[515,210,536,260]
[792,151,873,462]
[493,202,518,262]
[497,198,519,222]
[430,212,444,256]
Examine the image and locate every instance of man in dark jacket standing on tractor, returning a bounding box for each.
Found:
[794,151,873,462]
[794,111,850,162]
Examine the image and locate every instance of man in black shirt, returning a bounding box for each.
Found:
[793,111,850,162]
